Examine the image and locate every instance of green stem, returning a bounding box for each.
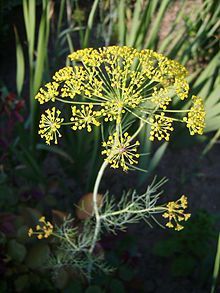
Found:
[89,159,109,254]
[129,121,145,141]
[101,205,167,219]
[162,109,190,113]
[56,97,102,105]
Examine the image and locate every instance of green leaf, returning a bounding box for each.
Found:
[127,0,143,47]
[138,141,168,186]
[110,278,125,293]
[211,233,220,293]
[118,0,126,45]
[21,207,42,226]
[205,116,220,132]
[148,142,168,173]
[7,240,27,263]
[0,185,17,207]
[33,0,50,96]
[83,0,99,48]
[14,275,29,292]
[203,128,220,155]
[17,225,29,242]
[25,243,50,269]
[171,255,196,277]
[14,26,25,96]
[145,0,170,49]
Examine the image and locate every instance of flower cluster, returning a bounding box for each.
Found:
[162,195,191,231]
[28,216,53,239]
[38,107,64,145]
[35,46,205,171]
[183,95,205,135]
[149,113,174,141]
[102,132,140,171]
[35,82,59,104]
[71,104,100,132]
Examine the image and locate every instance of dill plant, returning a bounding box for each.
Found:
[29,46,205,279]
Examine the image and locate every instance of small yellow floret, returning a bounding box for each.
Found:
[70,104,100,132]
[35,82,59,104]
[162,195,191,231]
[151,87,171,109]
[53,66,74,82]
[102,132,140,171]
[149,113,174,141]
[39,107,64,145]
[183,95,205,135]
[28,216,53,239]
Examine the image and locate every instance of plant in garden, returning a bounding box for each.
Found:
[153,210,218,283]
[30,46,205,278]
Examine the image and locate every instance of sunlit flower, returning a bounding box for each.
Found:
[102,132,140,171]
[35,46,205,147]
[162,195,191,231]
[149,113,174,141]
[174,78,189,100]
[28,216,53,239]
[71,104,100,132]
[39,107,64,145]
[183,95,205,135]
[35,82,59,104]
[151,87,172,109]
[53,66,74,82]
[67,46,189,123]
[60,66,87,99]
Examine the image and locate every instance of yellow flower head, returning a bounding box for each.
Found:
[35,82,59,104]
[149,113,174,141]
[35,46,205,147]
[60,66,87,99]
[39,107,64,145]
[102,132,140,171]
[162,195,191,231]
[71,104,100,132]
[53,66,74,82]
[28,216,53,239]
[67,46,190,123]
[151,87,172,110]
[183,95,205,135]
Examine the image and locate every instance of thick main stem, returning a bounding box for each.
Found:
[89,120,145,254]
[89,159,109,254]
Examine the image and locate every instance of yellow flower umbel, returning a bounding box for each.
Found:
[162,195,191,231]
[35,82,59,104]
[35,46,205,147]
[151,87,172,110]
[149,113,174,141]
[39,107,64,145]
[28,216,53,239]
[102,132,140,171]
[183,95,205,135]
[71,104,100,132]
